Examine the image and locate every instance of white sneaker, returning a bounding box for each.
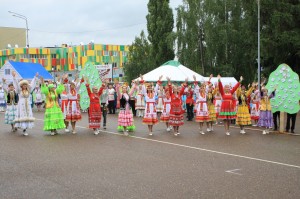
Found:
[65,129,70,133]
[262,130,267,135]
[207,128,211,132]
[226,132,230,136]
[148,132,153,136]
[166,127,170,132]
[72,131,77,134]
[200,131,205,135]
[94,130,99,135]
[124,131,129,136]
[177,132,180,135]
[50,132,55,136]
[240,130,246,134]
[174,132,178,136]
[252,124,257,127]
[23,132,28,136]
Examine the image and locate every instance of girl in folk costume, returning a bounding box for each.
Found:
[236,83,255,134]
[64,75,82,134]
[156,85,164,117]
[60,78,69,131]
[206,83,217,132]
[167,77,187,136]
[160,85,172,131]
[0,83,6,112]
[12,71,38,136]
[135,84,145,117]
[193,76,210,135]
[218,75,242,135]
[257,88,275,135]
[33,85,44,111]
[213,83,222,124]
[140,75,160,136]
[185,86,194,121]
[116,81,136,136]
[3,79,18,132]
[250,87,260,126]
[84,77,106,135]
[40,76,65,136]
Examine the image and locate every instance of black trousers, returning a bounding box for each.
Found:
[286,113,297,132]
[129,99,136,116]
[101,103,107,127]
[273,111,280,130]
[186,104,194,121]
[108,101,115,114]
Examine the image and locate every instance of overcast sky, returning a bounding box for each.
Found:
[0,0,182,48]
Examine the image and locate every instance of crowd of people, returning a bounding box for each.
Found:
[0,72,298,137]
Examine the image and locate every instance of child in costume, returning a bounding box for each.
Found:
[3,80,18,132]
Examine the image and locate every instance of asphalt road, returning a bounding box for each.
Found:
[0,111,299,199]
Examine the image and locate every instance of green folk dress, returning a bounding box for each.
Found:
[41,84,65,131]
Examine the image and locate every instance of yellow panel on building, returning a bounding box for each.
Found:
[87,50,95,56]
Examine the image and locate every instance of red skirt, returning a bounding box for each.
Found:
[88,103,101,129]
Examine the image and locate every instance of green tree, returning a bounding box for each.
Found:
[147,0,175,66]
[124,31,153,82]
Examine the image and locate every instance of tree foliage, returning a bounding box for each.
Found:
[175,0,300,84]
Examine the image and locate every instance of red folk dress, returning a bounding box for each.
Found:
[218,81,240,120]
[169,84,186,126]
[86,84,104,129]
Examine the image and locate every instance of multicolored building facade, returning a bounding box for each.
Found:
[0,44,129,72]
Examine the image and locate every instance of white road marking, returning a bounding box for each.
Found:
[226,169,243,175]
[26,119,300,169]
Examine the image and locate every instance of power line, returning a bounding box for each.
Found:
[30,22,146,34]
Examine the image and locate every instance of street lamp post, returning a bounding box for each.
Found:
[257,0,261,91]
[8,11,29,47]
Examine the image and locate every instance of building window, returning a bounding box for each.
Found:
[5,69,10,75]
[113,51,118,57]
[103,51,109,56]
[122,51,127,57]
[51,54,56,59]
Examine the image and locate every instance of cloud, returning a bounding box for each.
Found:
[0,0,182,47]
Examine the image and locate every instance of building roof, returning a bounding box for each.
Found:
[9,61,53,80]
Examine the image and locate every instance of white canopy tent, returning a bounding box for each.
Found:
[135,60,204,82]
[203,77,238,86]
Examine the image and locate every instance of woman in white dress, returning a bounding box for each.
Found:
[12,71,38,136]
[135,84,145,117]
[156,85,164,117]
[33,86,44,111]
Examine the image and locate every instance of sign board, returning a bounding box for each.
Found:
[95,64,112,81]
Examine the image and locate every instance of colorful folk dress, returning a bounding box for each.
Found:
[41,84,65,131]
[250,91,260,121]
[65,83,82,122]
[257,92,274,128]
[207,91,216,122]
[60,90,69,119]
[160,96,171,122]
[5,90,18,124]
[218,80,240,120]
[156,88,164,113]
[86,84,104,129]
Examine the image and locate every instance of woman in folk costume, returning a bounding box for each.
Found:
[84,76,106,135]
[64,75,82,134]
[116,81,136,136]
[3,79,18,132]
[140,75,161,136]
[135,84,145,117]
[257,87,275,135]
[156,84,164,117]
[40,76,65,136]
[193,76,210,135]
[236,83,255,134]
[12,71,37,136]
[250,87,260,126]
[160,85,172,131]
[33,85,44,112]
[167,77,187,136]
[0,83,6,112]
[218,75,242,135]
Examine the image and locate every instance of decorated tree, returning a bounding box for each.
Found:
[266,64,300,114]
[78,62,102,111]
